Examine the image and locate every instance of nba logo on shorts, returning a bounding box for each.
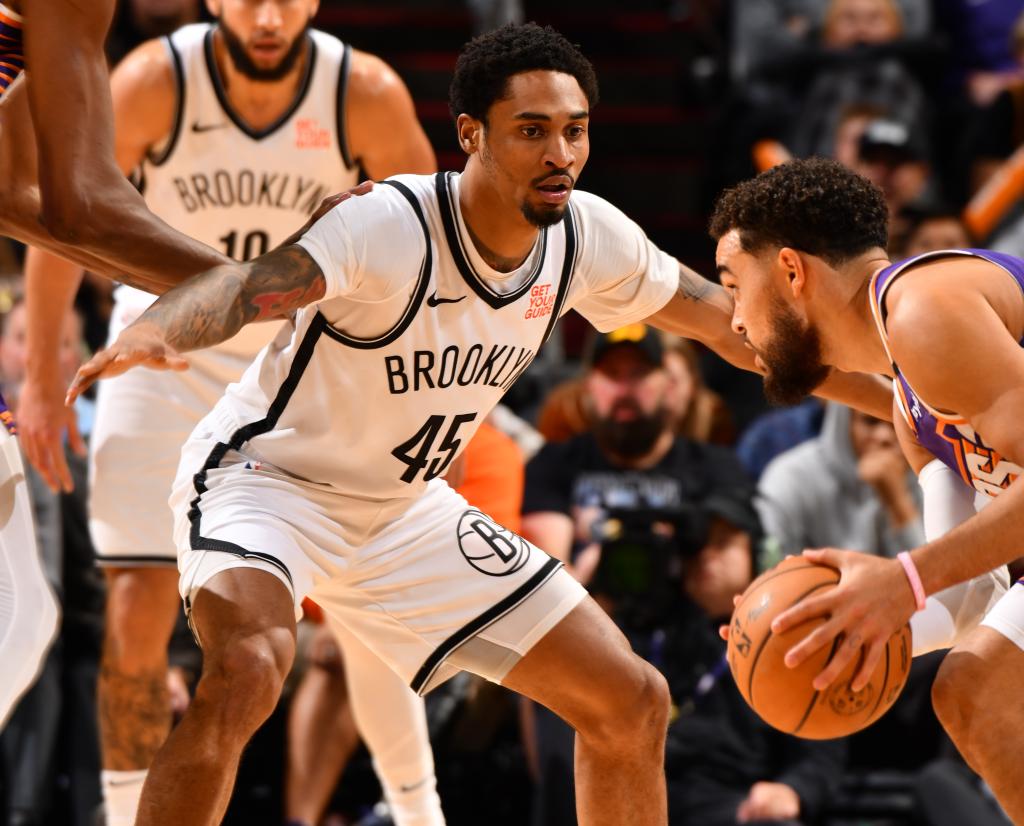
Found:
[457,509,530,577]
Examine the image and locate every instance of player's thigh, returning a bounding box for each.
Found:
[189,565,298,688]
[502,595,666,732]
[935,582,1024,719]
[102,566,182,650]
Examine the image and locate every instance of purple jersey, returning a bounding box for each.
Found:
[869,249,1024,498]
[0,390,14,435]
[0,3,22,101]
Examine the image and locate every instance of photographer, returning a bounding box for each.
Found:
[522,326,842,825]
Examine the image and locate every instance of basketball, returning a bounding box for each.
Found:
[727,556,912,740]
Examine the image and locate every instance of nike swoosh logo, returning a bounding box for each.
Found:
[426,292,466,307]
[191,121,228,133]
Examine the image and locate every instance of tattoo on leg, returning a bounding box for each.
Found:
[98,659,172,771]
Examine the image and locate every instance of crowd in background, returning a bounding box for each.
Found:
[2,0,1024,824]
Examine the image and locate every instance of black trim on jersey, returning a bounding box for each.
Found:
[320,179,432,349]
[335,43,355,170]
[187,313,330,577]
[94,554,177,567]
[203,27,317,141]
[435,171,549,309]
[147,33,186,167]
[409,557,563,695]
[540,202,578,345]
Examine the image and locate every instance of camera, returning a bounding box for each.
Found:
[589,504,709,631]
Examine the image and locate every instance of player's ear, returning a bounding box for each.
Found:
[776,247,807,298]
[205,0,221,18]
[456,115,481,156]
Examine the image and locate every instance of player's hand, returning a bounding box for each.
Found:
[770,548,916,691]
[736,781,801,823]
[17,371,86,493]
[66,322,188,405]
[278,181,375,249]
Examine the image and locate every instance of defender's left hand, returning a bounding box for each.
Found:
[770,548,917,691]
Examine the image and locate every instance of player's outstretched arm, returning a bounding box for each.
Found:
[20,0,230,292]
[645,263,893,420]
[67,245,327,403]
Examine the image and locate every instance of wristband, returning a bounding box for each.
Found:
[897,551,927,612]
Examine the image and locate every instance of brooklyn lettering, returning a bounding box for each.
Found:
[384,344,535,395]
[172,170,330,215]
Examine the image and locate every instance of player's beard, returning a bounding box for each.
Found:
[218,18,311,82]
[521,199,567,229]
[592,401,669,460]
[759,298,832,406]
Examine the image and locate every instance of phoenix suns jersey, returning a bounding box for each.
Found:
[198,172,679,529]
[113,22,358,360]
[870,248,1024,498]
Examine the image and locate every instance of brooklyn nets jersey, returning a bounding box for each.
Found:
[114,22,359,359]
[197,172,678,532]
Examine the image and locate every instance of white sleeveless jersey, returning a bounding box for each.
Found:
[114,22,359,360]
[196,172,679,532]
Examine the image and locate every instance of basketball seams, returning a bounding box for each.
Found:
[737,561,835,604]
[746,578,839,706]
[792,635,843,736]
[866,633,895,723]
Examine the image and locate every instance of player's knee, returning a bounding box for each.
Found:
[198,631,293,730]
[932,653,982,745]
[580,657,670,755]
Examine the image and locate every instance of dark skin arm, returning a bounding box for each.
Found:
[15,0,229,291]
[66,244,326,402]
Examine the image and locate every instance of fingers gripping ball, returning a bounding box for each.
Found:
[727,556,912,739]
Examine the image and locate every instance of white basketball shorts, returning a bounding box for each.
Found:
[170,413,587,694]
[0,424,59,729]
[90,344,266,566]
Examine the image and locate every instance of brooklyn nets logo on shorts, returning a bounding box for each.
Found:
[456,509,530,577]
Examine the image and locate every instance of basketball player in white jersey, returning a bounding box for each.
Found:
[19,2,442,824]
[67,24,895,826]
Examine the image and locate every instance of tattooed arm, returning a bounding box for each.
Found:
[66,245,325,402]
[644,262,756,370]
[645,262,893,420]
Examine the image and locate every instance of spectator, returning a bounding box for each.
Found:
[896,206,974,258]
[535,333,733,446]
[735,399,825,481]
[756,403,923,566]
[521,324,824,825]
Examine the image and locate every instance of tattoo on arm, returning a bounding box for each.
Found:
[677,263,714,303]
[142,245,327,352]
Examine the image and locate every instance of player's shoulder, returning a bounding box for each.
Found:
[110,33,180,114]
[346,46,408,101]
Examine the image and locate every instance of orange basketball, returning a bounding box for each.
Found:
[727,555,912,740]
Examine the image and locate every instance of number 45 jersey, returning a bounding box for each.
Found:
[114,22,358,371]
[201,171,679,533]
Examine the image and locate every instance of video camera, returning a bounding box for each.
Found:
[589,504,710,631]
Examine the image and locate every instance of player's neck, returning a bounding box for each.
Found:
[820,253,893,376]
[211,30,311,132]
[458,165,541,273]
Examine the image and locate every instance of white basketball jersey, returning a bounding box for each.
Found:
[196,172,679,534]
[114,22,359,361]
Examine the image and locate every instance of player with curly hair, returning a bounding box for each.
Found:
[712,156,1024,823]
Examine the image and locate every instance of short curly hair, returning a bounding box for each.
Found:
[449,23,599,124]
[709,157,889,266]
